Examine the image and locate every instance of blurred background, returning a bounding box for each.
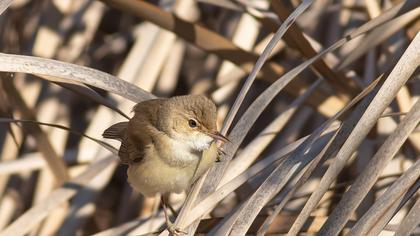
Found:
[0,0,418,235]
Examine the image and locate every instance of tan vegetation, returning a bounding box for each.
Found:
[0,0,418,235]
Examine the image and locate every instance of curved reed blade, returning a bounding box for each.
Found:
[0,53,155,103]
[289,31,420,236]
[318,99,420,235]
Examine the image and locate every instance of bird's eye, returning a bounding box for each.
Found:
[188,119,198,128]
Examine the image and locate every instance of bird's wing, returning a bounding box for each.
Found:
[123,117,156,165]
[118,134,145,164]
[103,124,148,165]
[122,99,165,165]
[103,99,165,165]
[102,121,134,164]
[102,122,128,141]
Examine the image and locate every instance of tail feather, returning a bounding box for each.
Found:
[102,122,128,140]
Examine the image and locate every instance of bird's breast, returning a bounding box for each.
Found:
[127,152,198,197]
[126,138,218,197]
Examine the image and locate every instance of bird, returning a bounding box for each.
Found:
[102,94,228,234]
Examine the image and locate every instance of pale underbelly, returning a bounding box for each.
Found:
[127,158,198,197]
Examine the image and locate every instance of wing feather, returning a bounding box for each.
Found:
[103,98,167,165]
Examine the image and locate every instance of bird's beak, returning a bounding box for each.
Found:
[207,131,230,143]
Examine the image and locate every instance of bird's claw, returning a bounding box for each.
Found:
[216,148,226,162]
[167,222,187,236]
[161,197,185,236]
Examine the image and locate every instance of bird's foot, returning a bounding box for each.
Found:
[167,222,187,236]
[216,148,226,162]
[161,196,185,235]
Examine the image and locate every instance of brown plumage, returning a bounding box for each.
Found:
[103,95,227,197]
[103,95,228,234]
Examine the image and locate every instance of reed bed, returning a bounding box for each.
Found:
[0,0,418,235]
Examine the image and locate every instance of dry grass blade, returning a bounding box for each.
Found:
[0,149,96,176]
[318,98,420,235]
[348,160,420,236]
[93,214,167,236]
[0,53,155,102]
[99,0,346,118]
[1,77,70,183]
[394,197,420,236]
[0,118,118,155]
[337,0,419,46]
[366,181,419,236]
[270,0,359,98]
[1,0,418,235]
[196,0,243,11]
[181,128,338,230]
[219,78,323,186]
[0,115,117,234]
[171,1,313,233]
[285,78,381,235]
[219,0,313,135]
[0,156,117,236]
[99,0,286,83]
[339,4,420,69]
[211,134,337,235]
[178,9,390,231]
[225,134,331,234]
[173,5,397,232]
[210,75,378,235]
[0,0,11,15]
[173,133,310,235]
[288,31,420,236]
[336,0,419,70]
[0,153,46,176]
[58,162,119,236]
[256,127,340,235]
[221,74,382,234]
[380,112,408,118]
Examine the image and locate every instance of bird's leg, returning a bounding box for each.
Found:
[161,196,186,235]
[167,203,178,218]
[216,148,226,162]
[162,194,178,217]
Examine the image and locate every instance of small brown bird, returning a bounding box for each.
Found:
[103,95,227,234]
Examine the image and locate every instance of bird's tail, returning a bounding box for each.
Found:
[102,122,128,141]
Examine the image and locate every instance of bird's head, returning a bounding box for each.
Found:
[159,95,228,151]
